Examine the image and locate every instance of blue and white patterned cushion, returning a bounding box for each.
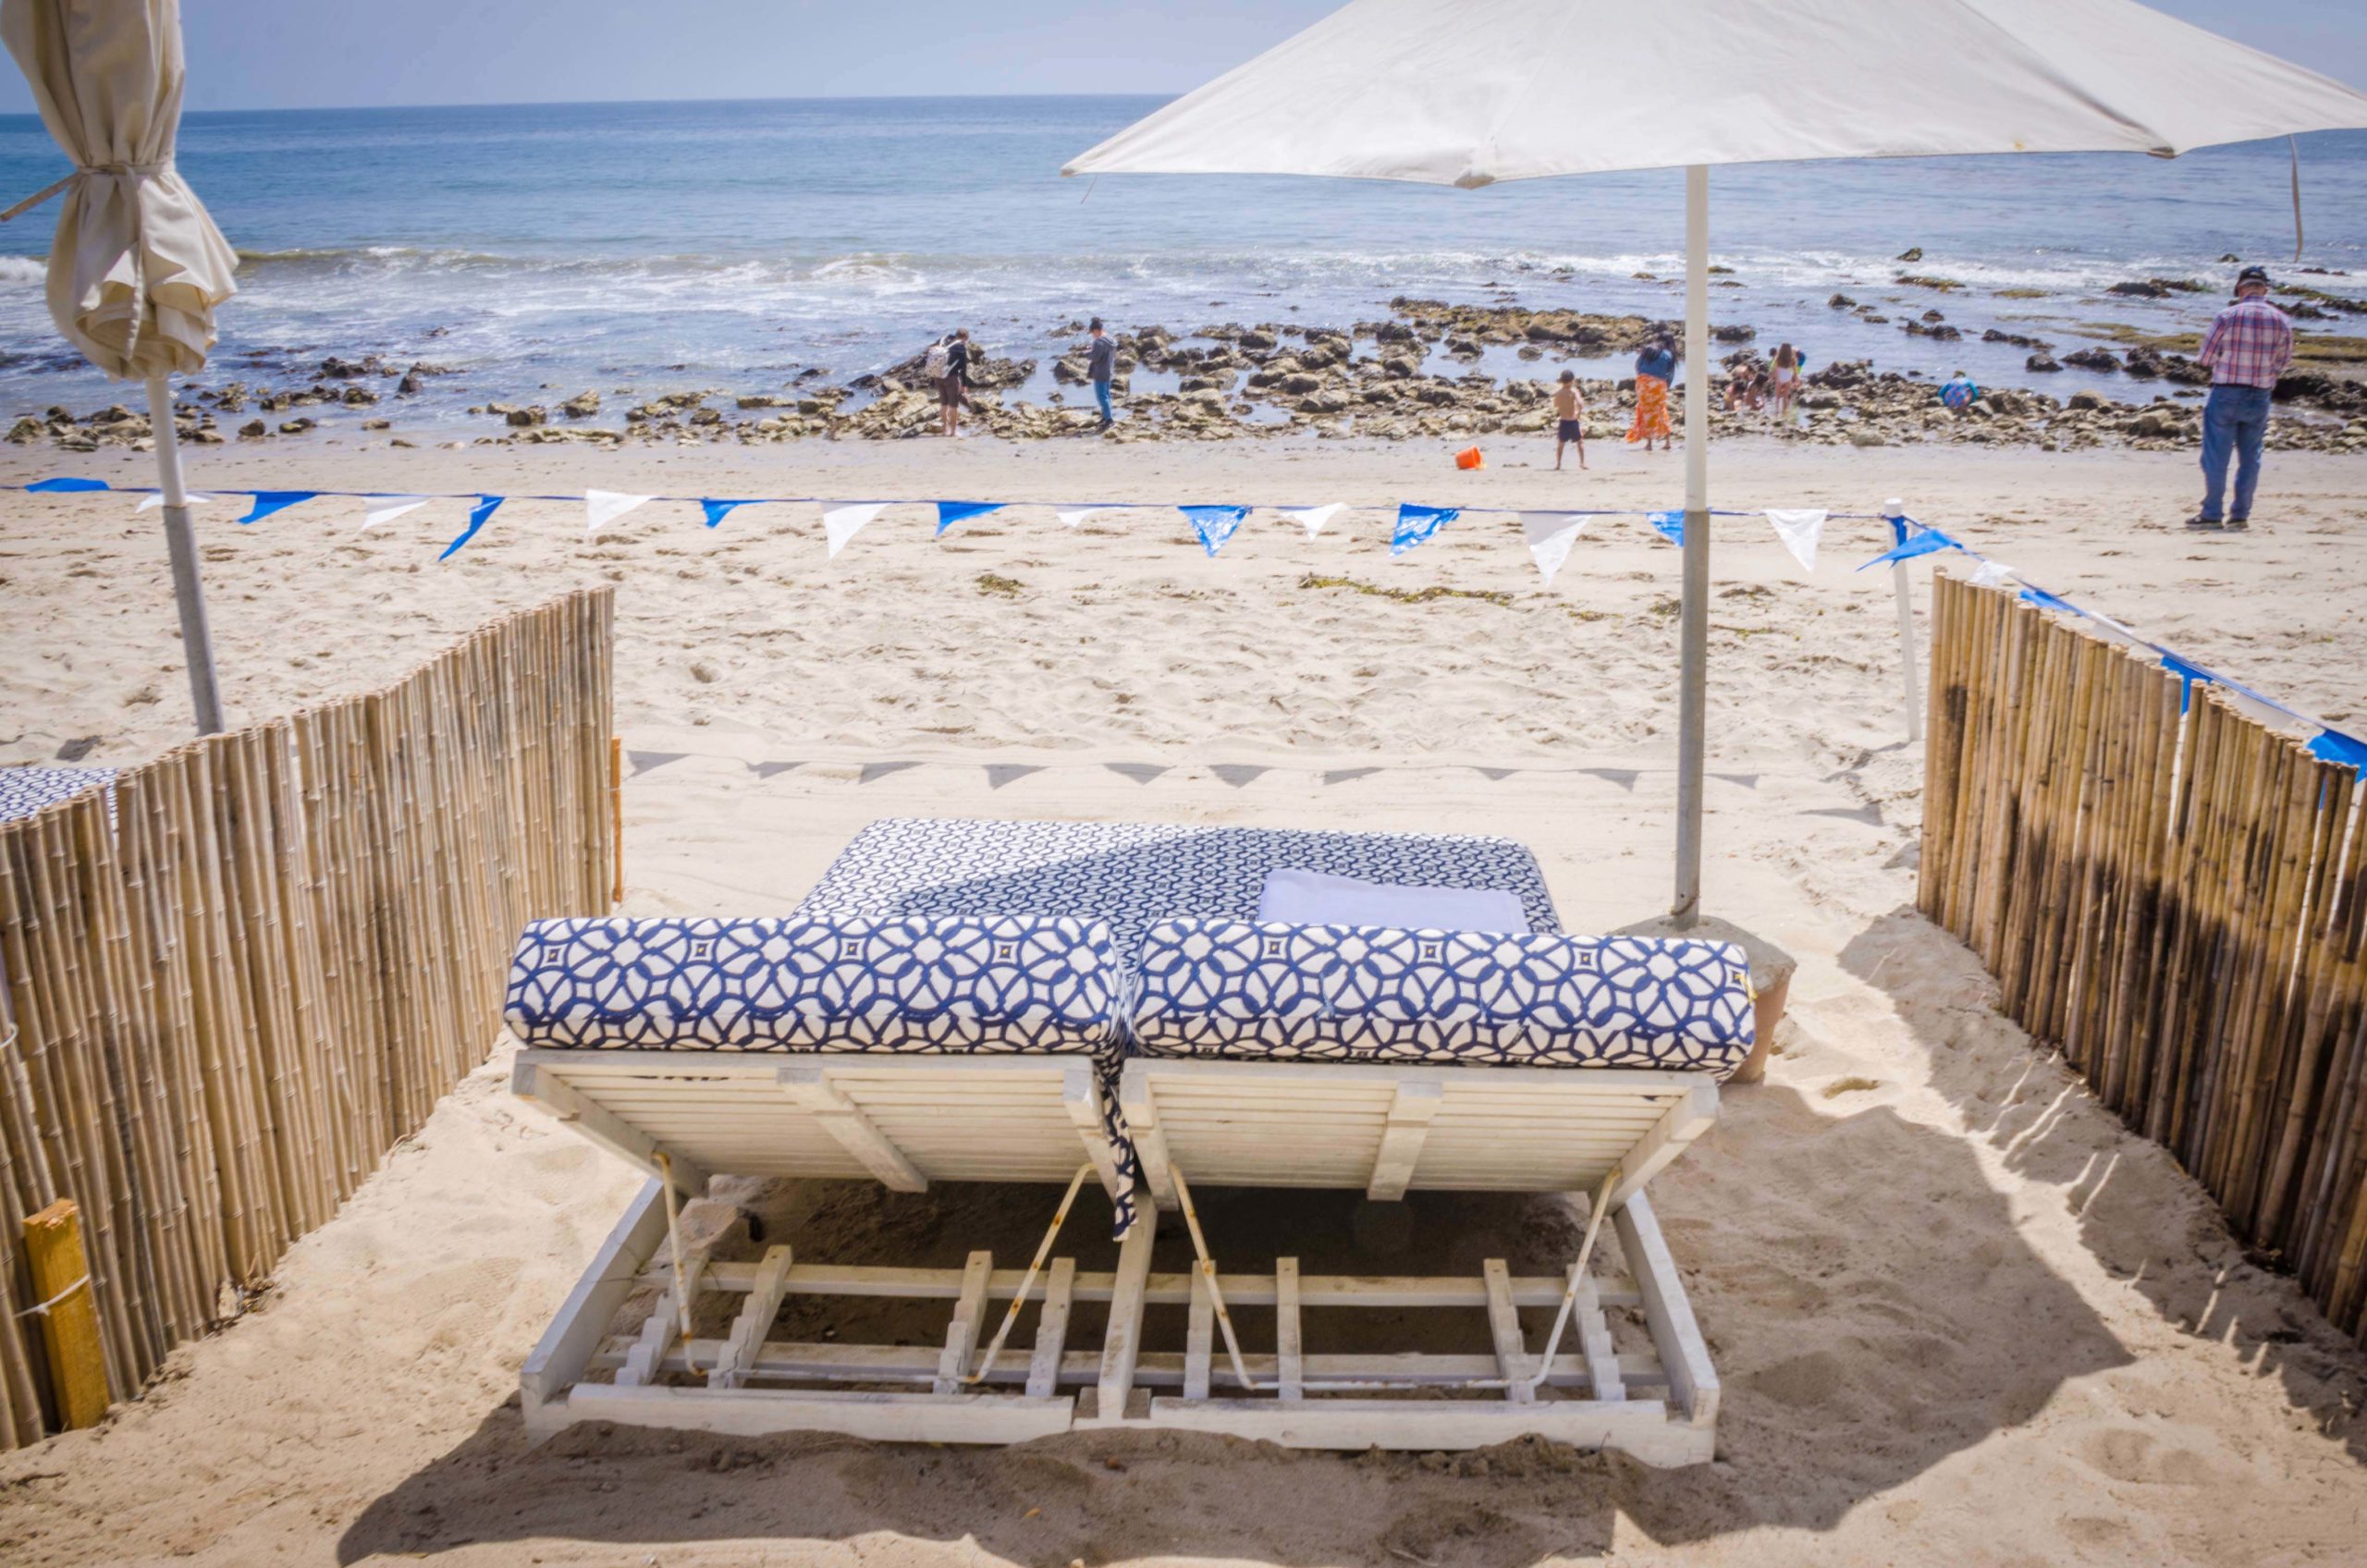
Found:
[793,817,1562,954]
[0,766,115,826]
[506,914,1129,1058]
[1133,920,1756,1078]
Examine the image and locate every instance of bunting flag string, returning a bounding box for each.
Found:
[1282,503,1344,539]
[936,501,1004,535]
[1180,504,1250,557]
[585,489,655,536]
[824,502,889,558]
[362,495,429,532]
[239,490,315,525]
[1520,511,1589,587]
[1392,504,1457,557]
[1763,508,1827,574]
[437,495,503,561]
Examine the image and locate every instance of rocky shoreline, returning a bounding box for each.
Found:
[11,291,2367,459]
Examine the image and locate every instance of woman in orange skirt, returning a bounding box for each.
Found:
[1627,335,1676,449]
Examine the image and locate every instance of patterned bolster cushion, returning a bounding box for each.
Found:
[506,914,1130,1055]
[1132,920,1756,1078]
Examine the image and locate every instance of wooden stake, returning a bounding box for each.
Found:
[24,1200,107,1429]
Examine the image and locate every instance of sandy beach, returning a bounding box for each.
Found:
[1,429,2364,1565]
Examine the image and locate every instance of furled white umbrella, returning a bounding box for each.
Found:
[4,0,239,732]
[1065,0,2367,927]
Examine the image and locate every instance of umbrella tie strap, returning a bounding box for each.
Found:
[2,163,171,225]
[80,161,172,177]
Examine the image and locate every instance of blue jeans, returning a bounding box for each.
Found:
[1093,379,1114,423]
[2200,384,2272,521]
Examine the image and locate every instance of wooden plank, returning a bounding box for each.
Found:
[1135,1396,1713,1465]
[599,1339,1660,1390]
[934,1251,993,1394]
[668,1261,1644,1311]
[1576,1275,1625,1403]
[1483,1258,1534,1403]
[513,1061,709,1198]
[521,1177,669,1432]
[1607,1082,1720,1209]
[1025,1257,1074,1400]
[708,1245,793,1390]
[1127,1058,1706,1096]
[1059,1064,1126,1199]
[1276,1257,1304,1402]
[1613,1192,1718,1429]
[562,1383,1074,1445]
[1183,1268,1214,1401]
[1095,1216,1157,1419]
[778,1064,927,1193]
[1118,1074,1180,1209]
[1367,1081,1443,1200]
[23,1200,109,1429]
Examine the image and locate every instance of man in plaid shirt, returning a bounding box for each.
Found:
[2189,264,2294,531]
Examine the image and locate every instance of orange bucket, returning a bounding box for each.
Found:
[1454,447,1485,471]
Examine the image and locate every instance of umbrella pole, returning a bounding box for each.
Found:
[145,376,225,734]
[1672,164,1711,929]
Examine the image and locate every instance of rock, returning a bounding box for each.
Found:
[561,391,602,417]
[362,417,391,431]
[6,416,40,444]
[2064,347,2120,373]
[277,417,315,435]
[1848,429,1887,447]
[1896,246,1924,263]
[1711,324,1756,343]
[505,406,546,427]
[341,385,378,406]
[1238,328,1278,351]
[2132,410,2176,437]
[1828,293,1857,309]
[398,373,424,395]
[2027,353,2063,373]
[239,418,269,437]
[2068,390,2110,411]
[1895,274,1964,290]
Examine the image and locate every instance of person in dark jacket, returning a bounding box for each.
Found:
[1085,318,1118,429]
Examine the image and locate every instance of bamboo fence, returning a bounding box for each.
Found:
[0,588,615,1446]
[1923,573,2367,1346]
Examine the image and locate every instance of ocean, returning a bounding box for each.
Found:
[1,96,2361,423]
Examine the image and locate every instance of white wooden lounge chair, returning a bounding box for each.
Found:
[510,820,1748,1465]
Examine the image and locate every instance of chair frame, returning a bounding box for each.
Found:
[513,1048,1721,1464]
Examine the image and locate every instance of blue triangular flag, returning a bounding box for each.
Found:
[1181,504,1249,557]
[28,477,109,493]
[2160,649,2214,713]
[936,501,1004,535]
[438,495,504,560]
[700,498,748,529]
[1648,509,1685,545]
[239,490,316,524]
[1391,504,1458,557]
[2310,729,2367,771]
[1858,526,1961,570]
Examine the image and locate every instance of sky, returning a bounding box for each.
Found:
[0,0,2361,116]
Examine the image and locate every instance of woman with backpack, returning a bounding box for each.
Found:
[926,333,966,437]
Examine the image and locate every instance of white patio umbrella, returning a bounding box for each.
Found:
[1065,0,2367,927]
[3,0,239,732]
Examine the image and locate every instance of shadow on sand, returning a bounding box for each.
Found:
[1837,903,2367,1467]
[340,1066,2135,1566]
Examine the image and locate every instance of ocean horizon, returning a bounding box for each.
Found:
[3,94,2361,423]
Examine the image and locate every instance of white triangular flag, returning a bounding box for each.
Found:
[1968,557,2017,589]
[1281,503,1345,539]
[825,502,889,557]
[1057,507,1119,530]
[361,495,430,532]
[136,493,212,511]
[1763,508,1828,574]
[585,489,654,536]
[1520,511,1590,587]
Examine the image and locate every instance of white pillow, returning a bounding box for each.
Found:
[1255,866,1530,935]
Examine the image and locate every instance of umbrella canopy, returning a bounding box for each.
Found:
[1065,0,2367,929]
[2,0,237,378]
[1064,0,2367,184]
